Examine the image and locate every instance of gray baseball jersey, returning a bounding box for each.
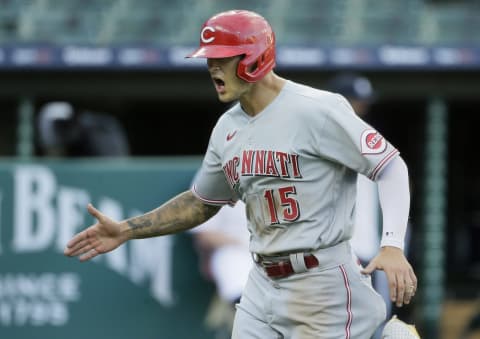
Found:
[192,80,398,255]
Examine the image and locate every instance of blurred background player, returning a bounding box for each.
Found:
[36,101,130,157]
[190,200,250,339]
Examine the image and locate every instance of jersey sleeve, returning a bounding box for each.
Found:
[312,94,399,180]
[190,201,244,234]
[191,125,238,206]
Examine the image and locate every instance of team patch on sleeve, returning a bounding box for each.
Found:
[360,129,387,155]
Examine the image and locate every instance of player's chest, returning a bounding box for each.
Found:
[220,122,311,191]
[221,114,306,158]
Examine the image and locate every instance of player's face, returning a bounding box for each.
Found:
[207,56,251,102]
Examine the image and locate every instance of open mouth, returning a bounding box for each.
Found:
[212,77,226,93]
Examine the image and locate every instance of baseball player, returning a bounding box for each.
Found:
[64,10,418,338]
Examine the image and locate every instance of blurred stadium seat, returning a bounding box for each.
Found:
[0,0,479,45]
[110,0,198,44]
[272,0,349,45]
[24,10,106,43]
[424,2,480,44]
[0,0,24,42]
[353,0,425,44]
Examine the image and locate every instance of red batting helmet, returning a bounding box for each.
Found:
[187,10,276,83]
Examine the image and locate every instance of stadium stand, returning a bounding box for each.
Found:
[424,2,480,44]
[0,0,22,42]
[271,0,350,45]
[109,0,200,44]
[1,0,480,45]
[352,0,425,44]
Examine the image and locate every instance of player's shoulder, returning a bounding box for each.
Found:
[214,102,244,127]
[209,102,244,139]
[222,101,244,120]
[285,81,348,109]
[283,80,351,119]
[285,81,336,100]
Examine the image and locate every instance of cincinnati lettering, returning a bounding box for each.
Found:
[223,150,302,188]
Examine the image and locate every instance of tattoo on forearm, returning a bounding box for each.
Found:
[126,190,220,239]
[127,219,152,229]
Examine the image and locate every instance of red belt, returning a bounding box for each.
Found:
[253,253,319,279]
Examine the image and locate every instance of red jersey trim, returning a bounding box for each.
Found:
[191,185,235,206]
[340,265,353,339]
[369,149,399,181]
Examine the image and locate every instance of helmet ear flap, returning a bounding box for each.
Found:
[237,45,276,82]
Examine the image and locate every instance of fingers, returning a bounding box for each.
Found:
[373,247,418,307]
[360,257,381,275]
[79,248,101,262]
[405,269,418,302]
[64,204,101,254]
[64,226,101,261]
[66,237,101,257]
[398,280,415,306]
[388,275,398,304]
[409,269,418,292]
[403,283,415,305]
[360,262,375,275]
[401,267,417,306]
[64,204,107,260]
[64,229,90,256]
[389,269,418,307]
[394,274,407,307]
[64,237,89,256]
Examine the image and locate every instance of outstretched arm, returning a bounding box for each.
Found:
[64,190,220,261]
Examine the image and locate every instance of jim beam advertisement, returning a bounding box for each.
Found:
[0,163,213,339]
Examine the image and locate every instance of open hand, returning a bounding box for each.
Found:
[64,203,129,261]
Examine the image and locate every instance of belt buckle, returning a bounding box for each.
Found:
[261,260,274,267]
[253,253,276,267]
[253,253,294,278]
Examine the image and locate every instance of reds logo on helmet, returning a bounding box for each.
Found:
[360,129,387,154]
[200,26,215,43]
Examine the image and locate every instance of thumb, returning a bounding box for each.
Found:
[87,203,105,222]
[361,261,378,275]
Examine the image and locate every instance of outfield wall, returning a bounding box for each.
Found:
[0,157,221,339]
